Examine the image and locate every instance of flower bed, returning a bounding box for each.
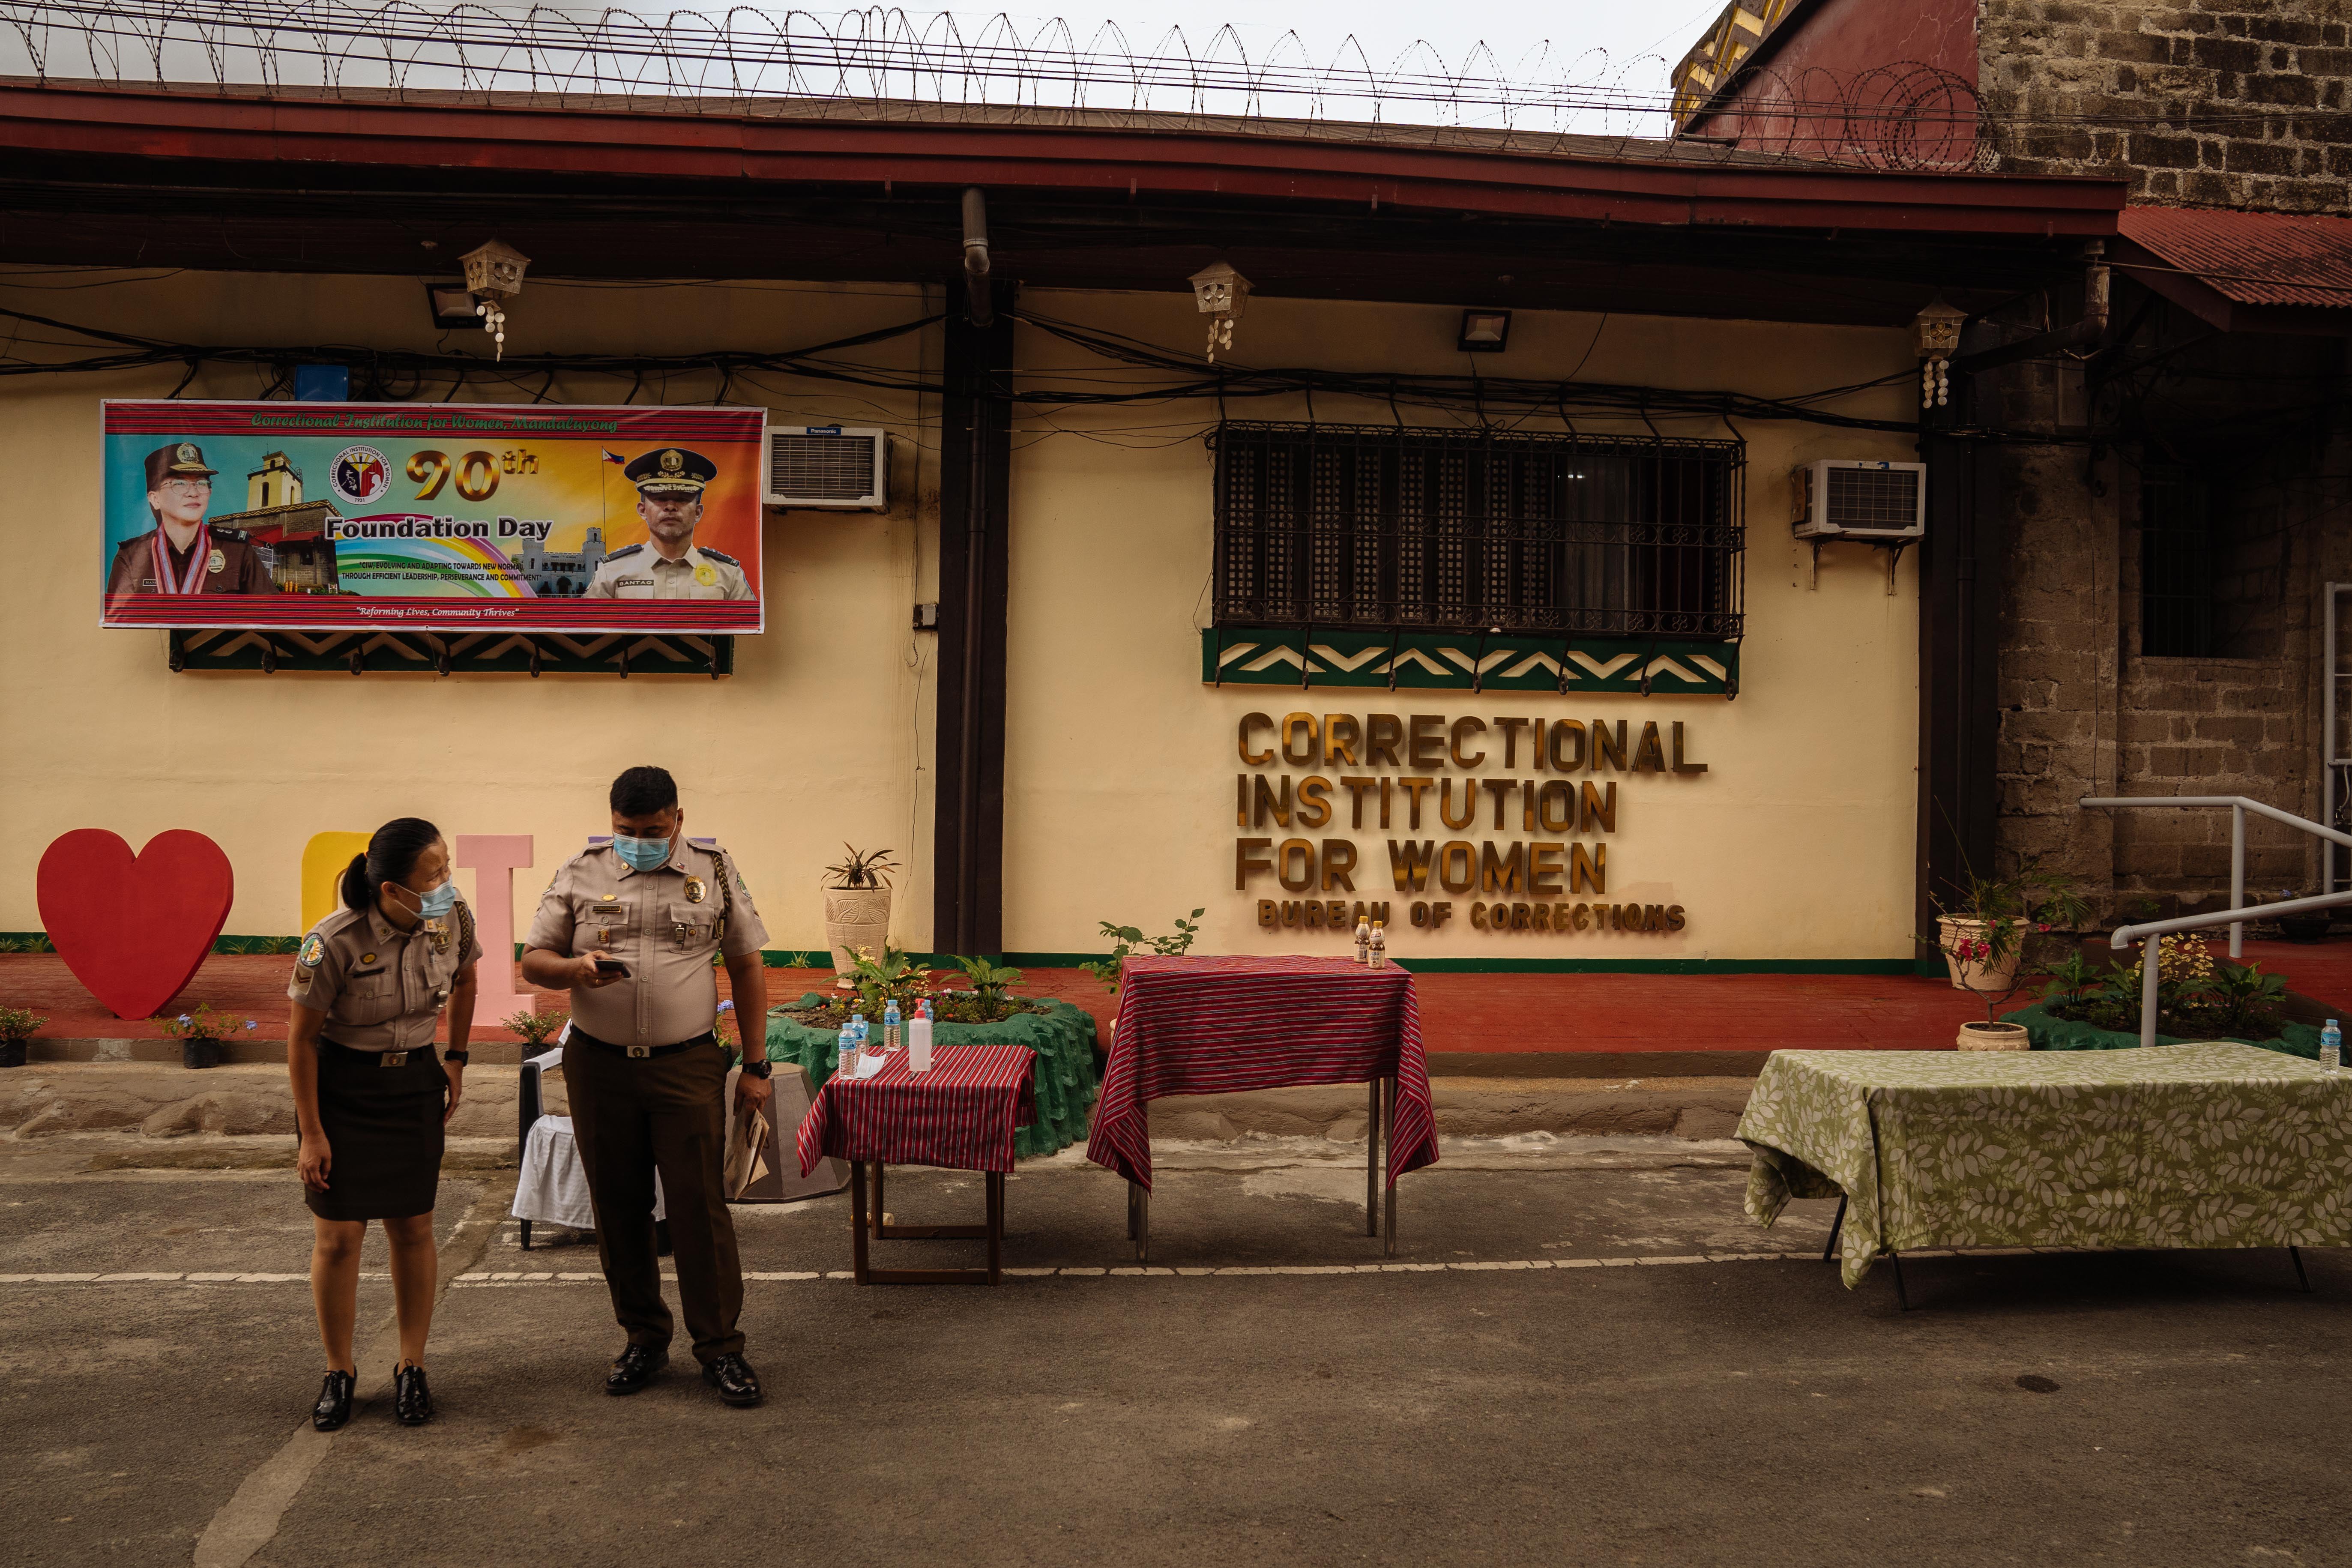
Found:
[2001,1001,2324,1060]
[763,993,1099,1158]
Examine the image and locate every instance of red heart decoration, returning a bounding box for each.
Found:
[37,829,235,1020]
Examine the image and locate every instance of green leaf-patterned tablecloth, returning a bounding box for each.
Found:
[763,996,1100,1160]
[1738,1044,2352,1288]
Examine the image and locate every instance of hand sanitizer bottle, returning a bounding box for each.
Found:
[883,999,902,1053]
[1354,915,1371,965]
[909,1008,933,1073]
[1369,920,1387,970]
[2324,1019,2342,1071]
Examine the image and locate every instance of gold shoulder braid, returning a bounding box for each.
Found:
[709,846,734,943]
[459,901,477,962]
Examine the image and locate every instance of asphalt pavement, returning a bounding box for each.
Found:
[2,1140,2349,1568]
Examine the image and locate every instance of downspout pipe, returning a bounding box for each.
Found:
[961,186,993,327]
[1951,241,2109,376]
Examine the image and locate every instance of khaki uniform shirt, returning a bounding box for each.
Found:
[287,901,483,1054]
[585,543,754,601]
[525,841,768,1048]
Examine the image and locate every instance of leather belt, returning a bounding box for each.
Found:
[320,1037,426,1068]
[572,1027,715,1061]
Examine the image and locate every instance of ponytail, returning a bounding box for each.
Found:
[340,817,443,912]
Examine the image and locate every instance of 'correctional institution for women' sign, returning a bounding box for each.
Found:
[1233,710,1707,943]
[99,401,766,633]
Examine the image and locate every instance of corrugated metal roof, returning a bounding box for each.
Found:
[2118,205,2352,310]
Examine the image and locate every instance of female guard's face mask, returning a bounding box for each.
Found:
[614,835,671,873]
[394,878,457,919]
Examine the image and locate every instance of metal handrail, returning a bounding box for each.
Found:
[2103,890,2352,1048]
[2080,796,2352,960]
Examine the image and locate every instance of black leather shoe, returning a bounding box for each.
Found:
[605,1343,669,1396]
[701,1353,763,1408]
[311,1370,355,1432]
[392,1362,433,1426]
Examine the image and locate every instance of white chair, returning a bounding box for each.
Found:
[514,1036,664,1250]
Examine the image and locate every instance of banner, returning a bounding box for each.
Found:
[100,401,766,633]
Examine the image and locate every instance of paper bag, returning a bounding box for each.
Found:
[724,1061,849,1203]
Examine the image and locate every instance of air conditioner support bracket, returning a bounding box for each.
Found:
[1803,538,1909,596]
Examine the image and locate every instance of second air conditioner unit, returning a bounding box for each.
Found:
[766,425,888,510]
[1791,459,1927,541]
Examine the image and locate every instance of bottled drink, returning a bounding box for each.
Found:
[1368,920,1387,970]
[2324,1019,2342,1072]
[883,1000,902,1053]
[1354,915,1371,965]
[909,1010,933,1073]
[835,1024,856,1080]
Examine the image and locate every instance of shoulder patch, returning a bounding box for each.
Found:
[298,933,326,969]
[605,543,646,561]
[697,548,739,567]
[218,528,249,542]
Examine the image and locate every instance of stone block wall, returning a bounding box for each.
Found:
[1978,0,2352,211]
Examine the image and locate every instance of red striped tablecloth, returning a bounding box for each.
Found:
[796,1044,1038,1175]
[1086,955,1439,1191]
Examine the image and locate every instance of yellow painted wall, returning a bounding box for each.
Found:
[0,269,1917,962]
[1002,289,1921,961]
[0,270,941,953]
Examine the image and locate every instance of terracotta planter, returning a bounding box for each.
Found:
[1957,1020,2031,1051]
[823,885,894,983]
[1937,916,2023,993]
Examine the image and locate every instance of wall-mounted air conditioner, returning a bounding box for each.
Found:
[765,425,888,511]
[1791,459,1926,541]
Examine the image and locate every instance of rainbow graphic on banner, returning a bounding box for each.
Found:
[329,527,529,599]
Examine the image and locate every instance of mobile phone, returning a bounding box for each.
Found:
[594,958,631,977]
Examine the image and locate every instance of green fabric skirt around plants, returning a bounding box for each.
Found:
[2001,1002,2325,1061]
[763,993,1101,1160]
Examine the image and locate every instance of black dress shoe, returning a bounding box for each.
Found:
[605,1343,669,1396]
[392,1363,434,1426]
[701,1352,763,1408]
[312,1370,355,1432]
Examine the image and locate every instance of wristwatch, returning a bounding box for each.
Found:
[442,1050,470,1065]
[740,1058,773,1080]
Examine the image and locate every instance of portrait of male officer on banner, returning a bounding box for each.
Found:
[104,442,277,615]
[585,447,754,601]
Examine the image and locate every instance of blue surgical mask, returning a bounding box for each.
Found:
[614,835,671,873]
[396,879,457,919]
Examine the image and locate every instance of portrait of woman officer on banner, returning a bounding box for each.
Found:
[102,442,276,616]
[285,819,481,1432]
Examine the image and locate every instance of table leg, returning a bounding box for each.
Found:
[2291,1245,2313,1293]
[1365,1079,1380,1238]
[871,1161,886,1236]
[1823,1194,1848,1263]
[850,1160,871,1285]
[1382,1076,1397,1259]
[1127,1180,1138,1241]
[1890,1251,1910,1312]
[1137,1183,1151,1267]
[987,1172,1004,1284]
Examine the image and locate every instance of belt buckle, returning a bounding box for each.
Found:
[626,1044,651,1059]
[381,1050,409,1068]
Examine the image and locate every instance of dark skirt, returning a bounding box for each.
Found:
[305,1046,447,1221]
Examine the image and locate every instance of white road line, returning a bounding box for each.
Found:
[6,1252,1819,1285]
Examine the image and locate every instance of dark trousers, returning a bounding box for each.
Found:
[563,1033,745,1364]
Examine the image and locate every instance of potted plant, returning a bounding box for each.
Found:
[160,1003,258,1069]
[1929,857,2089,997]
[822,845,898,987]
[2270,889,2334,944]
[1080,909,1205,994]
[502,1006,570,1054]
[0,1007,41,1068]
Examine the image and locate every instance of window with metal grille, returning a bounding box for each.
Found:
[2140,463,2214,657]
[1211,423,1745,638]
[768,433,878,501]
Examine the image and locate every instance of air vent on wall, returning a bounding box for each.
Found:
[766,425,888,510]
[1791,459,1926,541]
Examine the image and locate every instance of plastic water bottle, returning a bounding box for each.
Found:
[835,1024,856,1081]
[1354,914,1371,965]
[2323,1019,2342,1072]
[883,1000,902,1053]
[909,1008,933,1074]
